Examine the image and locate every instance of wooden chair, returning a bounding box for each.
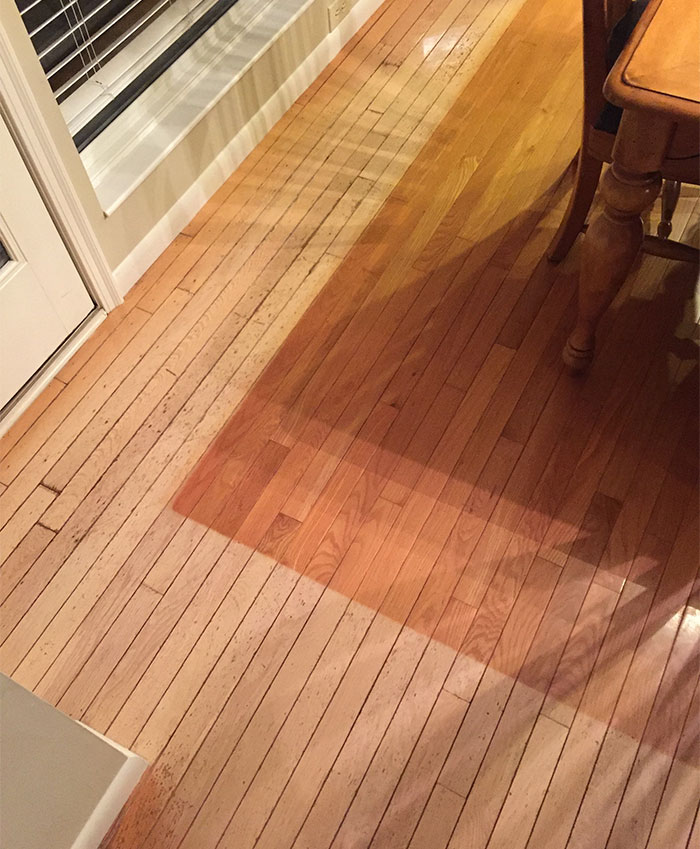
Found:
[548,0,699,265]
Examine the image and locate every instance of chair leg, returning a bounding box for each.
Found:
[657,179,681,238]
[548,149,603,263]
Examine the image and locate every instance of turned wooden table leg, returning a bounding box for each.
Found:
[563,163,662,370]
[563,109,674,372]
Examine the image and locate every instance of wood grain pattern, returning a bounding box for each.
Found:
[0,0,697,847]
[613,0,700,119]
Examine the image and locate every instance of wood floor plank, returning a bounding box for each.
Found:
[537,259,694,567]
[516,560,595,699]
[525,711,607,849]
[217,600,377,849]
[113,547,271,751]
[0,278,296,681]
[175,0,580,556]
[42,286,248,516]
[8,0,456,536]
[0,297,177,501]
[109,557,298,848]
[596,369,695,585]
[376,350,514,615]
[0,524,54,606]
[566,724,641,849]
[6,509,183,688]
[645,754,699,849]
[0,379,64,463]
[329,635,469,849]
[369,689,469,849]
[42,527,230,711]
[0,308,150,487]
[82,540,250,734]
[289,628,429,849]
[1,3,696,849]
[247,615,402,849]
[485,714,567,849]
[440,557,560,803]
[526,549,672,848]
[324,496,401,599]
[177,586,351,849]
[147,573,329,849]
[540,579,620,728]
[173,0,486,324]
[53,584,162,716]
[408,784,464,849]
[0,486,55,565]
[646,413,698,545]
[40,367,178,531]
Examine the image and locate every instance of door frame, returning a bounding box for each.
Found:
[0,21,121,314]
[0,17,123,432]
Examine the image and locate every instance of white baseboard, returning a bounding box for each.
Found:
[113,0,384,297]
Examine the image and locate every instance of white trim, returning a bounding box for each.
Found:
[0,310,105,437]
[0,22,121,312]
[71,755,146,849]
[72,721,147,849]
[113,0,383,295]
[0,673,147,849]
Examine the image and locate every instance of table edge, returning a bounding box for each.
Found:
[604,0,700,122]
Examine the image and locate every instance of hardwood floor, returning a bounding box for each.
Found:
[1,0,698,846]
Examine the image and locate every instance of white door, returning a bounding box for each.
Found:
[0,112,94,410]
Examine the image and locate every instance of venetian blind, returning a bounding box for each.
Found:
[15,0,241,149]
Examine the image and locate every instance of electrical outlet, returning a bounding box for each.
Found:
[327,0,350,31]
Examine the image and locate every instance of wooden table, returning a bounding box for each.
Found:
[565,0,700,368]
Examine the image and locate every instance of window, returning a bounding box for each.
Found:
[15,0,242,149]
[0,240,11,269]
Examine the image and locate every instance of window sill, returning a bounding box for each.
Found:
[79,0,311,216]
[60,0,227,137]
